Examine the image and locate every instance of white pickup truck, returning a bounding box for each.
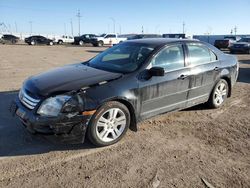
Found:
[91,33,127,47]
[53,35,74,44]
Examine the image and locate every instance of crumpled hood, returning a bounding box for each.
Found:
[23,64,122,97]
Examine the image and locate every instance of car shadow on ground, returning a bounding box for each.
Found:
[238,67,250,84]
[86,50,104,53]
[0,90,95,157]
[239,60,250,65]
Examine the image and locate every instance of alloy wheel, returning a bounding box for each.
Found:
[96,108,126,143]
[214,82,228,106]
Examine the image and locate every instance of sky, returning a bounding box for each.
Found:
[0,0,250,36]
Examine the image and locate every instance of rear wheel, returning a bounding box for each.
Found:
[207,79,229,108]
[87,101,130,146]
[98,41,104,47]
[58,40,63,45]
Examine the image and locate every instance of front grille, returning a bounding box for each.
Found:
[19,89,40,110]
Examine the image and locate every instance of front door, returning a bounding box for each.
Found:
[138,43,190,119]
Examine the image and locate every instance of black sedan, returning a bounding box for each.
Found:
[11,39,239,146]
[73,34,97,45]
[25,35,54,45]
[0,34,19,44]
[229,37,250,54]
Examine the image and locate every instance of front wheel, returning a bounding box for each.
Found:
[79,40,84,46]
[31,40,36,45]
[49,41,53,46]
[87,101,130,147]
[207,79,229,108]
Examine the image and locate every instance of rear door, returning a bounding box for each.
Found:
[185,42,220,107]
[138,43,191,119]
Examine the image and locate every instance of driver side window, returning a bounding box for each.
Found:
[151,44,185,71]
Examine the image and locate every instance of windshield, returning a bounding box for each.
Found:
[87,43,155,73]
[99,34,106,37]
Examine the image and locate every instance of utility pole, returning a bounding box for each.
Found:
[109,17,116,33]
[234,26,237,36]
[64,23,66,35]
[15,22,18,33]
[29,21,33,35]
[76,9,82,36]
[182,21,185,34]
[119,24,121,35]
[70,19,73,36]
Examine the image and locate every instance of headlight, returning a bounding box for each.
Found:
[37,95,71,117]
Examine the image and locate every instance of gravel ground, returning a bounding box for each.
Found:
[0,44,249,188]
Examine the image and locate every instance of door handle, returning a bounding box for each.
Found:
[178,74,188,80]
[214,67,220,71]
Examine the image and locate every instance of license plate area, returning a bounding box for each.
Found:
[16,108,26,119]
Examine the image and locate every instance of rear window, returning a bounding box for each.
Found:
[187,43,217,66]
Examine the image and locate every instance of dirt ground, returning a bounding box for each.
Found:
[0,44,249,188]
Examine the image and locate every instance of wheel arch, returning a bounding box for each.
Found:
[220,76,232,97]
[96,97,137,132]
[114,98,137,132]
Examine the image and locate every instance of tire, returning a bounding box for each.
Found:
[31,40,36,45]
[49,41,53,46]
[87,101,130,147]
[98,41,104,47]
[79,40,84,46]
[207,79,229,109]
[58,40,63,45]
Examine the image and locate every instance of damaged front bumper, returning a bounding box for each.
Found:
[10,98,92,143]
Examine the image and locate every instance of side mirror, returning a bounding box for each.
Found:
[149,67,165,77]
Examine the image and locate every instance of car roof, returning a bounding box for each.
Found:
[125,38,198,46]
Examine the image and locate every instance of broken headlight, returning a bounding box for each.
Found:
[37,95,71,117]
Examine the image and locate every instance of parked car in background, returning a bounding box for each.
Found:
[162,33,186,39]
[91,33,127,47]
[127,34,162,40]
[0,34,19,44]
[25,35,54,45]
[11,39,239,147]
[214,36,240,49]
[73,34,97,45]
[54,35,74,44]
[229,37,250,54]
